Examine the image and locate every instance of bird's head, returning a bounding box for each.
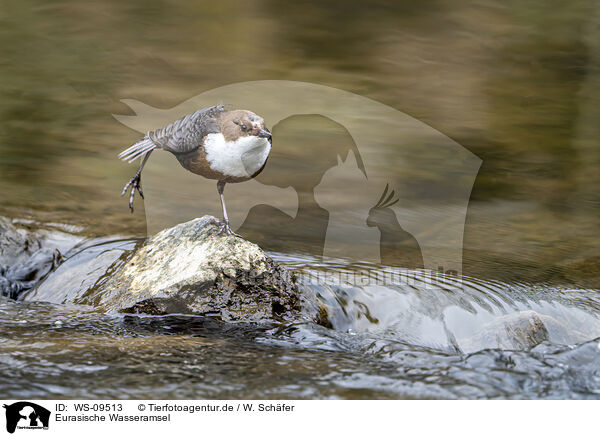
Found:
[221,110,271,142]
[366,184,399,227]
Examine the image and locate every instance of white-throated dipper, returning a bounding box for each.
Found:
[118,104,272,236]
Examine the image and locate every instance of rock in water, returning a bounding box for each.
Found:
[0,217,41,268]
[26,216,319,323]
[458,310,554,353]
[0,217,61,298]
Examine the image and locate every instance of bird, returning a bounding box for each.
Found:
[366,184,424,268]
[118,104,272,236]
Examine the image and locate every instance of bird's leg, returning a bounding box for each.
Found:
[121,151,152,213]
[216,180,241,237]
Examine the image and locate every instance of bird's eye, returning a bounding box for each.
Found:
[240,124,247,130]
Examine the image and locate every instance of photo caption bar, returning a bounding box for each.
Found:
[1,400,595,436]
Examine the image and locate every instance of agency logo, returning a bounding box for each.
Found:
[3,402,50,434]
[114,80,481,281]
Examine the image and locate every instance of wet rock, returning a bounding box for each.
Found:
[26,216,321,324]
[0,217,61,299]
[26,237,140,305]
[0,217,41,268]
[458,310,555,353]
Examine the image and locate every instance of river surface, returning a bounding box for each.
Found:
[1,0,600,399]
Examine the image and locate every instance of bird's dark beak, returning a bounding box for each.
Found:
[257,130,272,139]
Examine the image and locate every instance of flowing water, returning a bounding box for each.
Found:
[1,0,600,399]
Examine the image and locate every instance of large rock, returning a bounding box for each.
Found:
[26,216,321,323]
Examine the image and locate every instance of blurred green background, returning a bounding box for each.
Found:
[0,0,599,284]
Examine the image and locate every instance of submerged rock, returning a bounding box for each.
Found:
[458,310,557,353]
[0,217,41,268]
[0,217,61,298]
[26,216,321,323]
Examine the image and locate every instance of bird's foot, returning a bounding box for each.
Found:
[121,172,144,213]
[217,219,241,237]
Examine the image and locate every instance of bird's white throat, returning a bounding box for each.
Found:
[204,133,271,178]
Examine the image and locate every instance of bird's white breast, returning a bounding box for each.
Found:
[204,133,271,178]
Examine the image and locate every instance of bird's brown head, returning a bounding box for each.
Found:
[220,110,271,142]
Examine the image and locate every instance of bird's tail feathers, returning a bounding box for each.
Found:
[118,138,157,163]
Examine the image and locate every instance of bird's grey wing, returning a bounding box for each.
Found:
[147,105,226,154]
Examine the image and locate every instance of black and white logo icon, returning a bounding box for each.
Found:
[3,402,50,434]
